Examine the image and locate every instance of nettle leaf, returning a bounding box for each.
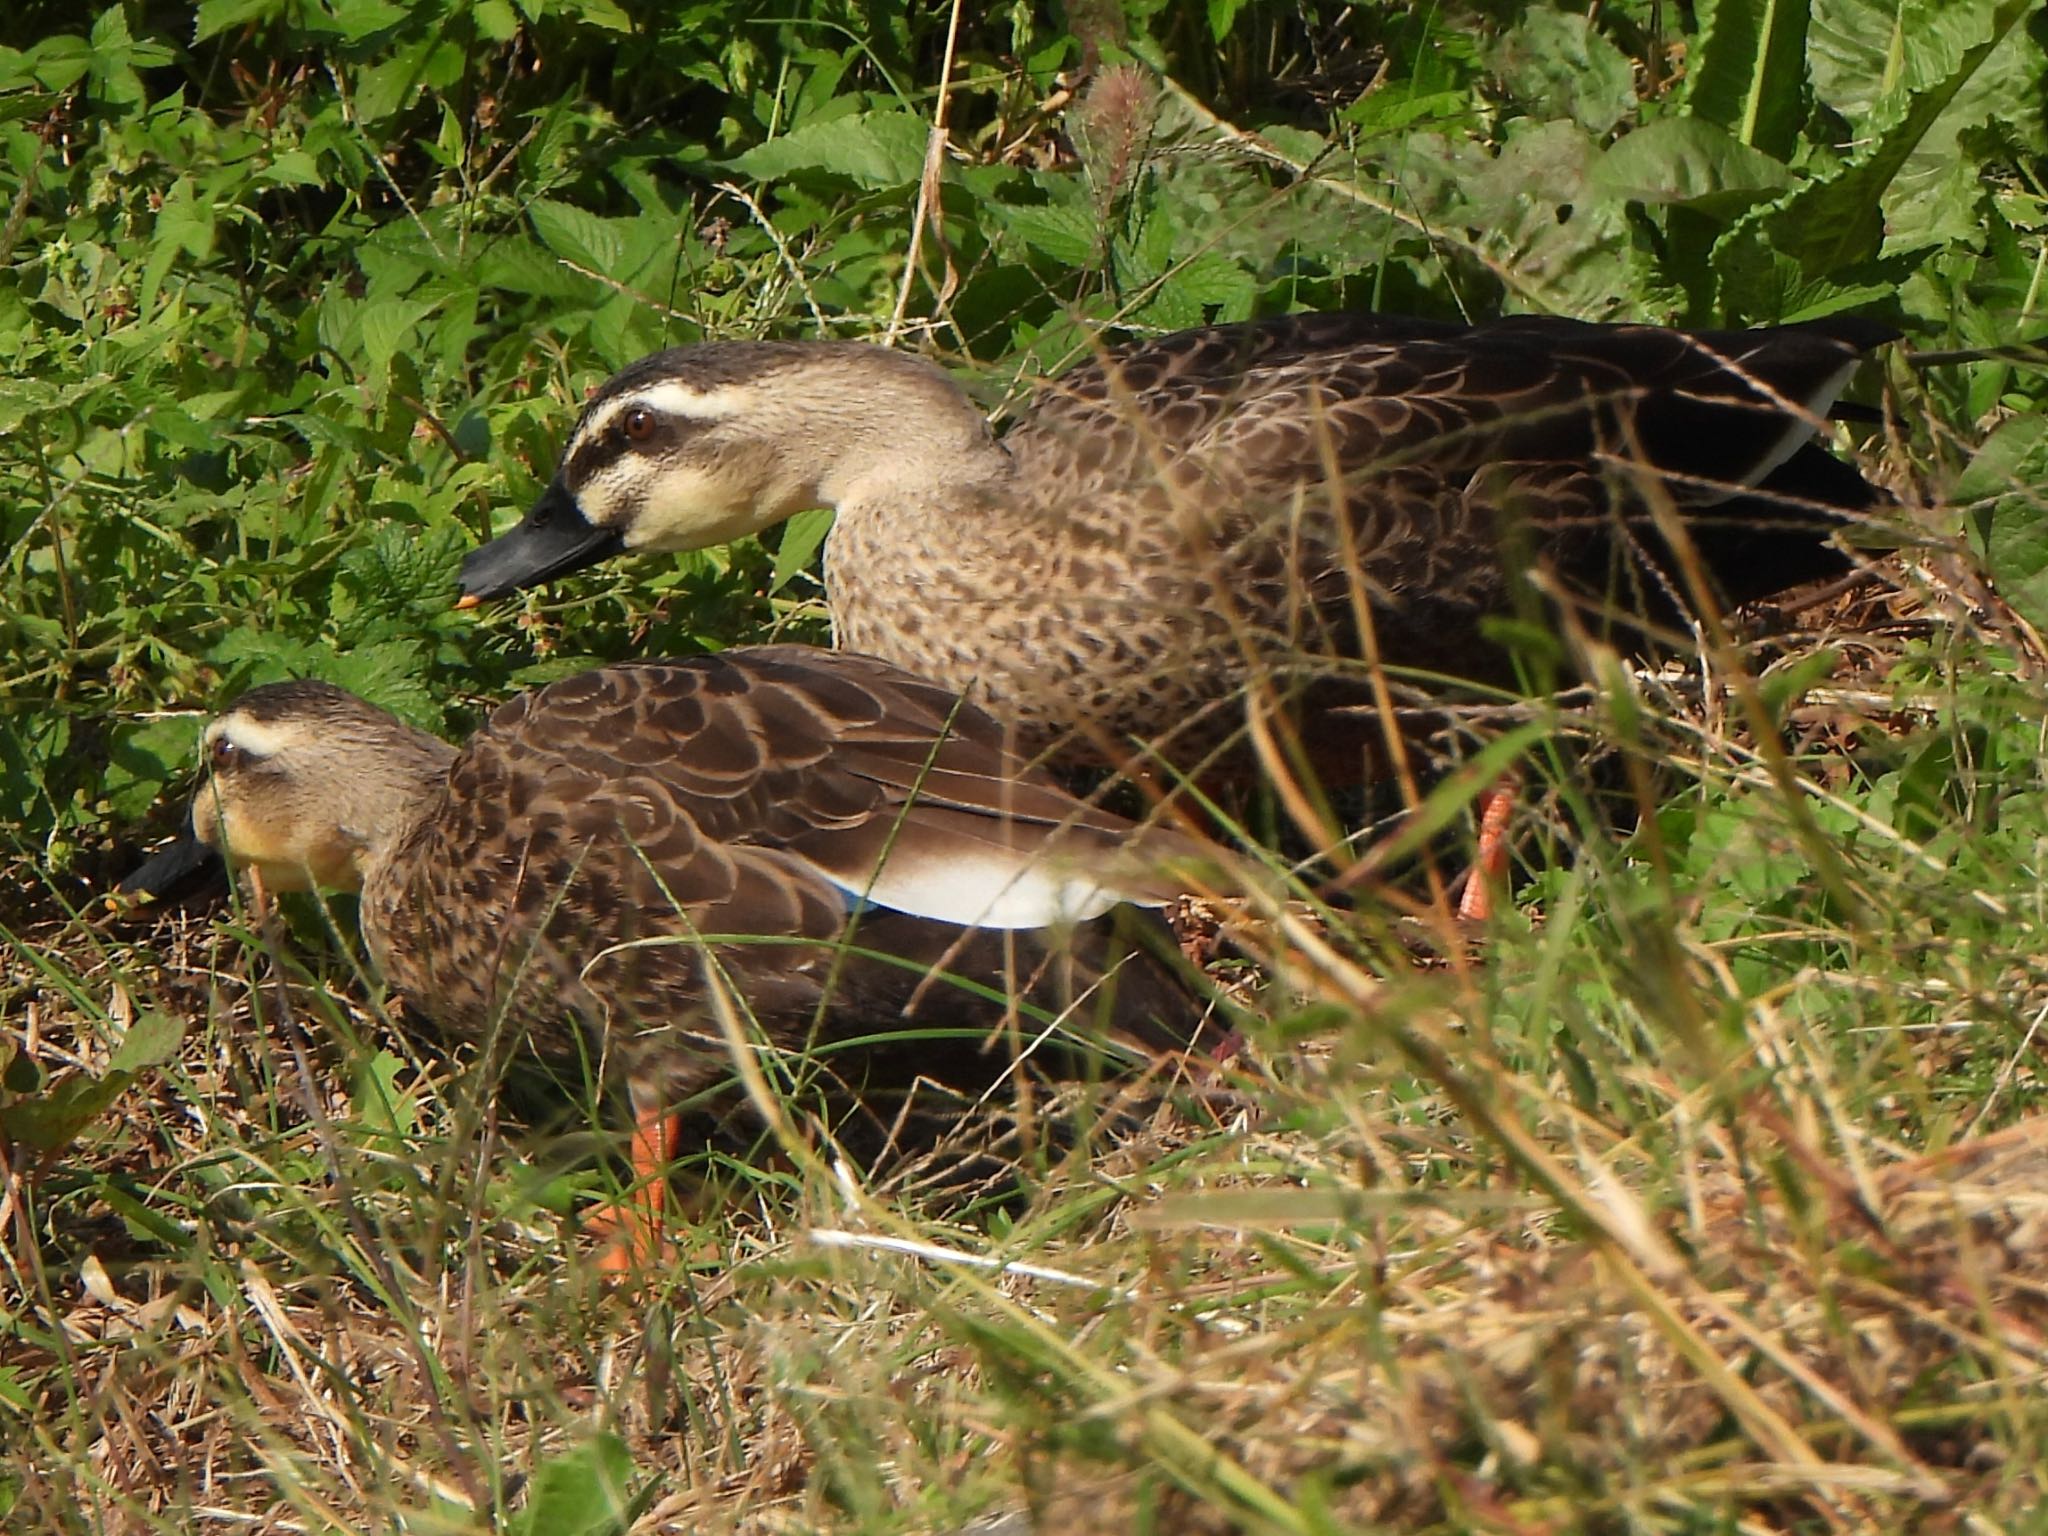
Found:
[477,236,597,300]
[726,110,929,189]
[991,200,1100,267]
[318,641,442,730]
[529,198,626,275]
[354,297,440,374]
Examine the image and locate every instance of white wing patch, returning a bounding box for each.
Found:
[825,845,1147,930]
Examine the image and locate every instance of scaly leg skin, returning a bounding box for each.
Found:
[592,1081,681,1282]
[1455,783,1516,924]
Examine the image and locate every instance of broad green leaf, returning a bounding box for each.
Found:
[259,150,323,187]
[508,1435,637,1536]
[1207,0,1249,42]
[991,201,1100,267]
[323,0,410,41]
[558,0,633,31]
[1714,0,2036,309]
[1487,10,1636,137]
[726,110,929,189]
[1594,119,1793,217]
[529,199,626,276]
[1688,0,1812,158]
[355,297,439,373]
[473,0,519,42]
[192,0,286,42]
[350,1050,416,1138]
[1966,416,2048,632]
[109,1012,188,1076]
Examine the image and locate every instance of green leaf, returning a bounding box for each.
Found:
[508,1435,638,1536]
[528,199,626,275]
[109,1012,188,1076]
[1594,119,1793,217]
[558,0,632,31]
[726,110,929,189]
[1687,0,1812,159]
[192,0,287,43]
[1487,10,1636,137]
[991,201,1100,267]
[350,1050,416,1138]
[354,297,439,373]
[1967,417,2048,633]
[1207,0,1249,43]
[769,506,834,594]
[1715,0,2037,298]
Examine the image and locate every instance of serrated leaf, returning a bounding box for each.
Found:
[991,201,1100,267]
[726,110,929,189]
[560,0,632,32]
[528,198,625,275]
[1716,0,2036,296]
[192,0,285,42]
[260,150,323,187]
[473,0,518,42]
[325,0,410,43]
[354,297,438,373]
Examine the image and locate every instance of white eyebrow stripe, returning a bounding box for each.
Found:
[577,382,755,447]
[209,717,302,759]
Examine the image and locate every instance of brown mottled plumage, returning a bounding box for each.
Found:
[458,312,1896,779]
[135,649,1207,1265]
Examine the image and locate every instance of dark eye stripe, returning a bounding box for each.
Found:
[565,411,693,486]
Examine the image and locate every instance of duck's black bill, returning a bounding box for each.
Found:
[117,834,225,904]
[457,481,626,603]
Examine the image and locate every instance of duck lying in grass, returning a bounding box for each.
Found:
[126,647,1210,1273]
[457,312,1897,917]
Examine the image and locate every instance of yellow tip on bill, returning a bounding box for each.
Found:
[454,593,482,611]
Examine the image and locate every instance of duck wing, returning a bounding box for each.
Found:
[471,647,1188,931]
[1011,312,1892,512]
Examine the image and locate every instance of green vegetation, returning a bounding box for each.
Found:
[4,1,2048,1530]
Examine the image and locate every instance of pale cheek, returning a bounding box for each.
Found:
[625,467,766,552]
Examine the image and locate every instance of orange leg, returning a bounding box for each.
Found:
[593,1081,680,1280]
[1455,782,1516,923]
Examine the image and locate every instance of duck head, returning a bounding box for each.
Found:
[457,342,996,604]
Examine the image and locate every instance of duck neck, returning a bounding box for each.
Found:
[810,393,1014,517]
[351,734,460,891]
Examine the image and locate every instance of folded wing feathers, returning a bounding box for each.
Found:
[506,649,1198,934]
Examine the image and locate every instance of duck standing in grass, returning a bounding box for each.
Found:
[128,648,1209,1272]
[457,312,1898,915]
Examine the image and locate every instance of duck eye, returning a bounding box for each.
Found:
[621,405,657,443]
[208,736,245,771]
